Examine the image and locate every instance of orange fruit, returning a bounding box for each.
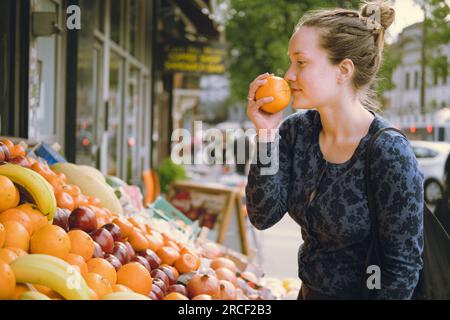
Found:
[112,284,132,293]
[255,75,291,114]
[2,221,30,251]
[64,253,89,277]
[112,217,133,238]
[175,252,199,274]
[116,262,152,296]
[128,228,149,252]
[46,175,64,190]
[163,292,189,300]
[30,162,54,180]
[164,239,180,252]
[84,272,113,298]
[156,246,180,266]
[0,248,19,264]
[30,225,71,259]
[0,138,14,152]
[6,247,28,257]
[128,217,146,233]
[10,144,26,158]
[146,233,164,253]
[0,223,5,248]
[0,176,20,212]
[0,258,16,299]
[87,196,101,207]
[0,208,33,236]
[68,230,95,261]
[86,258,117,285]
[16,204,48,233]
[54,190,75,211]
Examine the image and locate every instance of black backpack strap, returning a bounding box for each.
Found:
[365,127,408,261]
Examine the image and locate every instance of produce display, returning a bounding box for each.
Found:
[0,138,287,300]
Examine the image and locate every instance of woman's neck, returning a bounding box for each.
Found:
[317,101,375,144]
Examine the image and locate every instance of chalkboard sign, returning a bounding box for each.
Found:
[167,181,249,255]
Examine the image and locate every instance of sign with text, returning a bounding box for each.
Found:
[162,42,227,74]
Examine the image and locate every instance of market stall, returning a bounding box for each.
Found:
[0,137,297,300]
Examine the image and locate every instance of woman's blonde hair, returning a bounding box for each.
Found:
[296,1,395,112]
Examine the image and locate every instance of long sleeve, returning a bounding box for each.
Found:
[245,116,296,230]
[370,133,424,299]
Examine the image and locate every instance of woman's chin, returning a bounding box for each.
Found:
[292,100,315,110]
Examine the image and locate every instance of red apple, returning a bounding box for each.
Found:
[151,269,170,288]
[53,208,71,232]
[69,207,97,233]
[167,284,188,297]
[151,281,165,300]
[92,241,104,259]
[111,242,130,265]
[104,254,123,271]
[132,255,151,273]
[159,265,177,285]
[90,228,114,254]
[102,223,122,242]
[122,241,136,261]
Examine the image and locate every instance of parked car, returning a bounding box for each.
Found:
[410,140,450,205]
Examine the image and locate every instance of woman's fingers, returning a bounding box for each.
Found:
[255,96,274,108]
[248,72,270,100]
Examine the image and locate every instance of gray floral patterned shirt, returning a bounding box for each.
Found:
[246,109,424,299]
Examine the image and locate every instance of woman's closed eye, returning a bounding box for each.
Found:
[297,61,305,67]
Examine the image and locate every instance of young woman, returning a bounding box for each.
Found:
[245,1,424,300]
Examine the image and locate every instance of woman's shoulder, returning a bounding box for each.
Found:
[278,110,319,147]
[279,109,318,134]
[370,114,421,173]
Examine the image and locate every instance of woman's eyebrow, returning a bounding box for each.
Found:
[287,50,306,57]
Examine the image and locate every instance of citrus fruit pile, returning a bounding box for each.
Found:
[0,138,270,300]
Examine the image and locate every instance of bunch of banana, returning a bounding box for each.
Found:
[101,292,151,300]
[19,291,51,300]
[10,254,92,300]
[0,163,57,222]
[51,163,123,215]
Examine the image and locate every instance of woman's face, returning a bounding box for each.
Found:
[285,26,341,110]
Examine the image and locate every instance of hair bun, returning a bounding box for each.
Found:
[360,1,395,31]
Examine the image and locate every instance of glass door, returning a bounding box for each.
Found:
[106,51,123,177]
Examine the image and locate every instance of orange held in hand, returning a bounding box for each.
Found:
[255,75,291,114]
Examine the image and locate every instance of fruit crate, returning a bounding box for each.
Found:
[145,196,202,242]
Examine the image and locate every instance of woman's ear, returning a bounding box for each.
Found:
[337,58,355,84]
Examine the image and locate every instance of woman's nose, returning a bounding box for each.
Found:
[284,67,296,83]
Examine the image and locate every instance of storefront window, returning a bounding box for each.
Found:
[30,0,58,140]
[129,0,139,57]
[107,51,123,177]
[110,0,123,45]
[75,0,100,166]
[126,67,141,184]
[0,0,11,135]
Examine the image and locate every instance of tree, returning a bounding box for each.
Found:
[415,0,450,113]
[226,0,361,104]
[376,43,402,104]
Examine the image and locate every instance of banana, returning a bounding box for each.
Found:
[19,291,51,300]
[101,292,151,300]
[52,163,123,215]
[0,163,57,222]
[10,254,92,300]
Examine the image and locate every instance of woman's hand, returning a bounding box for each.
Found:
[246,73,284,140]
